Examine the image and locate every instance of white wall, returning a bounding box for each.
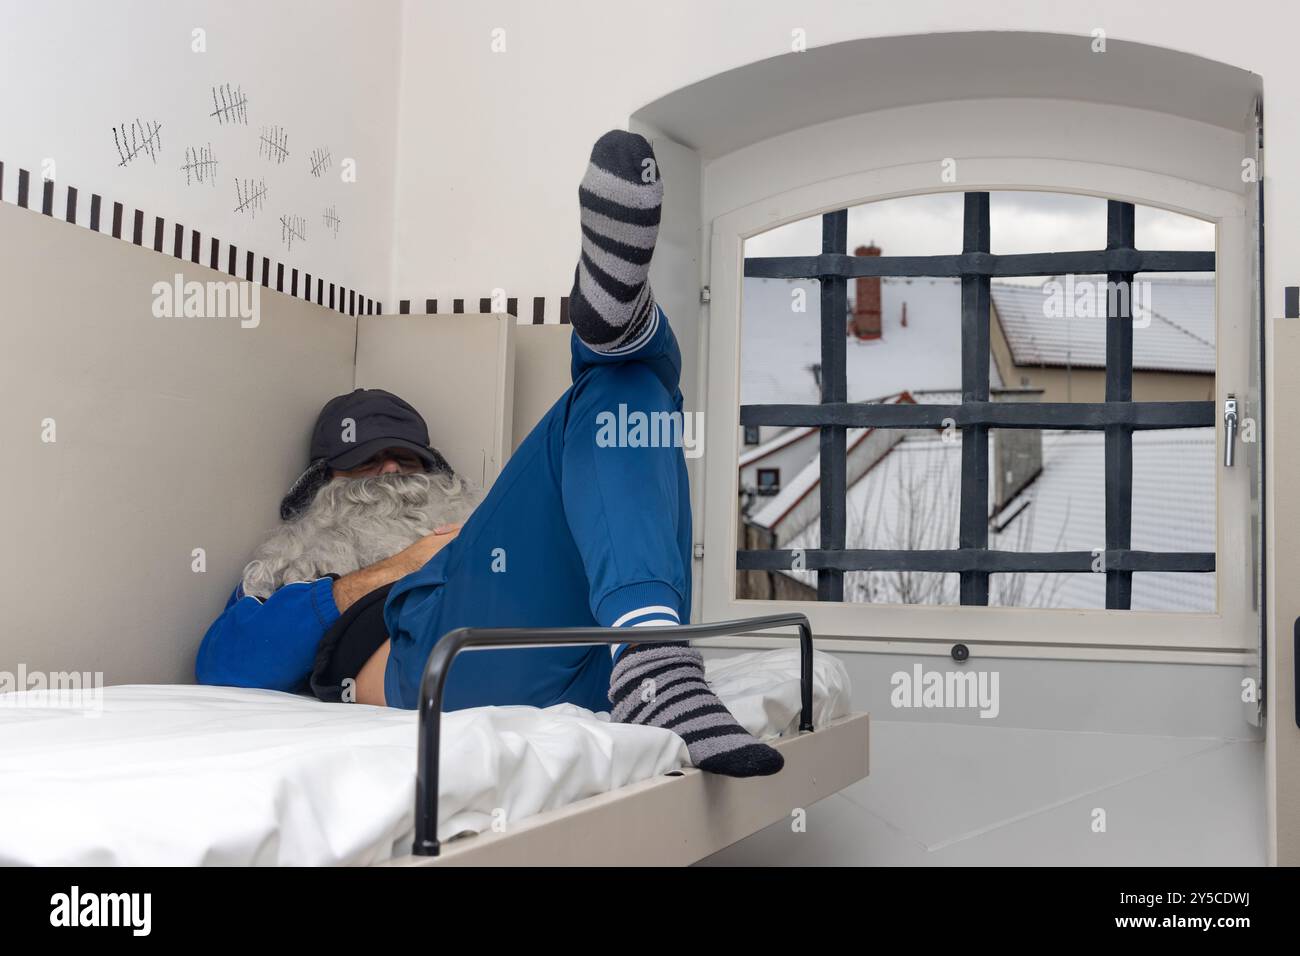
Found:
[0,0,401,300]
[6,1,1295,349]
[387,0,1294,317]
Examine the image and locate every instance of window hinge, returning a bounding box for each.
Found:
[693,542,705,560]
[700,286,711,304]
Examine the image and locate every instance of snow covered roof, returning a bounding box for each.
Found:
[741,276,1002,407]
[994,428,1216,611]
[749,426,870,529]
[739,270,1217,611]
[740,276,1215,413]
[738,423,816,467]
[748,391,915,528]
[772,427,1215,612]
[991,277,1215,373]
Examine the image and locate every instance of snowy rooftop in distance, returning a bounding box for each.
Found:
[740,275,1215,410]
[740,276,1002,406]
[991,276,1215,373]
[775,427,1215,613]
[740,270,1217,612]
[747,390,913,527]
[738,422,819,468]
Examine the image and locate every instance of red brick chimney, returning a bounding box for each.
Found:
[850,243,882,340]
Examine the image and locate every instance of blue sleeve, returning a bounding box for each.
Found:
[195,577,341,692]
[569,302,680,394]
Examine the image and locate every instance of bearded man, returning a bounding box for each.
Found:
[196,130,782,777]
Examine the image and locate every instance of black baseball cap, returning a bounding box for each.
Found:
[278,388,451,520]
[310,388,441,471]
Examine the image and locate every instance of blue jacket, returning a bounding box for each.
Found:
[195,578,340,692]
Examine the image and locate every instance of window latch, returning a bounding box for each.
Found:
[1223,394,1238,468]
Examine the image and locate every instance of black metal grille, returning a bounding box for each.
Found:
[737,193,1216,610]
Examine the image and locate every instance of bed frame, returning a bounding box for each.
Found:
[389,614,871,866]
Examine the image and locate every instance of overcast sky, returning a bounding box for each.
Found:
[743,191,1216,284]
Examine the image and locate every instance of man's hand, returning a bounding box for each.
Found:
[331,524,461,614]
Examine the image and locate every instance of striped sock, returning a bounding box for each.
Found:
[568,129,662,354]
[608,643,785,778]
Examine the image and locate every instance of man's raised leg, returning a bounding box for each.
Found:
[566,128,783,777]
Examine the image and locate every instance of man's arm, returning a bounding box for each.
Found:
[331,525,460,613]
[195,578,341,691]
[195,526,461,692]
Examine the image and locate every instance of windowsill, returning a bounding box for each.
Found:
[689,632,1256,667]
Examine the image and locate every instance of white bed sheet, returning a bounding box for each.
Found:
[0,649,850,866]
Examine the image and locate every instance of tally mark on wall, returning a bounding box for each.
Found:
[323,205,341,238]
[233,177,267,218]
[280,213,307,251]
[180,144,218,186]
[259,125,290,164]
[112,119,163,167]
[309,147,332,178]
[209,84,249,126]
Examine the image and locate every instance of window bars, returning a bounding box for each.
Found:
[737,193,1216,610]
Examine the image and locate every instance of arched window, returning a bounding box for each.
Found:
[645,37,1263,654]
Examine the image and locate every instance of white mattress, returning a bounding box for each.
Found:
[0,648,850,866]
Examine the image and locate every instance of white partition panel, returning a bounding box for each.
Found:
[0,203,358,685]
[511,323,572,451]
[355,313,515,489]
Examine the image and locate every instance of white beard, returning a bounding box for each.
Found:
[240,471,481,600]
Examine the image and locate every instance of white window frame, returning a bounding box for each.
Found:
[698,118,1254,658]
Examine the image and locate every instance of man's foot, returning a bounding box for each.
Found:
[608,642,785,777]
[568,129,663,354]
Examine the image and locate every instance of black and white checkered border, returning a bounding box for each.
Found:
[393,295,571,324]
[0,160,382,316]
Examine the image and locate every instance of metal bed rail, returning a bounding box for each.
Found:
[413,613,814,856]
